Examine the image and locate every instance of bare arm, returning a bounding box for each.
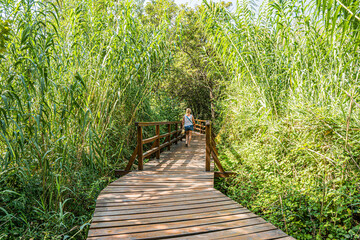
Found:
[192,115,195,125]
[182,116,185,126]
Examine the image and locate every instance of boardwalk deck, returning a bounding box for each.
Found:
[88,133,294,240]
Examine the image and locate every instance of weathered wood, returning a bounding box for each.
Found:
[214,171,236,178]
[155,124,160,159]
[135,121,182,126]
[175,123,178,144]
[167,124,171,150]
[124,144,138,171]
[142,135,158,144]
[89,132,292,240]
[211,148,226,173]
[205,121,211,171]
[137,126,143,170]
[143,147,160,159]
[88,214,262,237]
[159,132,170,138]
[90,209,252,229]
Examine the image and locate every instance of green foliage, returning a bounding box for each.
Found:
[0,19,11,54]
[1,0,360,238]
[204,0,360,239]
[0,0,181,238]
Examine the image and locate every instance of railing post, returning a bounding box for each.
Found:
[137,124,143,170]
[168,124,171,150]
[205,121,211,171]
[155,124,160,159]
[175,123,178,144]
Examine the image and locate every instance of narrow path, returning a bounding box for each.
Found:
[88,134,294,239]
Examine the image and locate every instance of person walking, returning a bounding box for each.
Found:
[182,108,195,147]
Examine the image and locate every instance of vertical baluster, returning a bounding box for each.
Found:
[168,124,171,150]
[175,123,178,144]
[205,121,211,171]
[137,124,143,170]
[155,124,160,159]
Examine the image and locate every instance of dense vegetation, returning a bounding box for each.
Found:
[206,1,360,239]
[0,0,359,239]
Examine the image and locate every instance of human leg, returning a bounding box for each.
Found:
[188,130,192,146]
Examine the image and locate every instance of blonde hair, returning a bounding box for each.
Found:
[186,108,191,114]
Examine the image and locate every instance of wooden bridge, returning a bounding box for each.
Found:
[88,120,294,239]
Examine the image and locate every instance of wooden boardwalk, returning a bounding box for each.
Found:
[88,133,294,239]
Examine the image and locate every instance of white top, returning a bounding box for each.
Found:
[184,114,193,127]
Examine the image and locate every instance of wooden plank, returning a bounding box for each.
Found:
[92,204,242,222]
[107,182,213,187]
[95,197,233,212]
[90,208,254,229]
[88,132,291,240]
[88,218,270,239]
[221,228,289,240]
[90,208,252,229]
[96,190,221,202]
[169,223,278,240]
[98,189,216,199]
[93,200,237,217]
[101,187,213,194]
[88,214,261,237]
[95,193,227,207]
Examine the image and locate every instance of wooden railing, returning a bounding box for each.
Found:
[194,119,206,134]
[204,120,236,178]
[120,121,184,174]
[116,119,234,178]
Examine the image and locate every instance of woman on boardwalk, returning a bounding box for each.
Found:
[182,108,195,147]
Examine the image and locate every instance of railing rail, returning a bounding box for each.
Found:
[204,120,236,178]
[194,119,206,134]
[124,121,184,172]
[117,119,235,178]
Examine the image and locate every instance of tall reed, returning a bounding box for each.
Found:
[202,0,360,238]
[0,0,179,238]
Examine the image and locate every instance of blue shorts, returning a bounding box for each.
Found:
[185,125,194,131]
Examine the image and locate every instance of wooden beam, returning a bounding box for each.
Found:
[124,144,138,171]
[135,121,182,127]
[114,170,131,177]
[155,125,160,159]
[205,121,211,171]
[214,171,236,178]
[137,126,143,170]
[211,148,226,173]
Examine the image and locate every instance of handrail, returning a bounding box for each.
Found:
[204,120,236,178]
[124,121,184,172]
[117,119,235,178]
[135,121,181,127]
